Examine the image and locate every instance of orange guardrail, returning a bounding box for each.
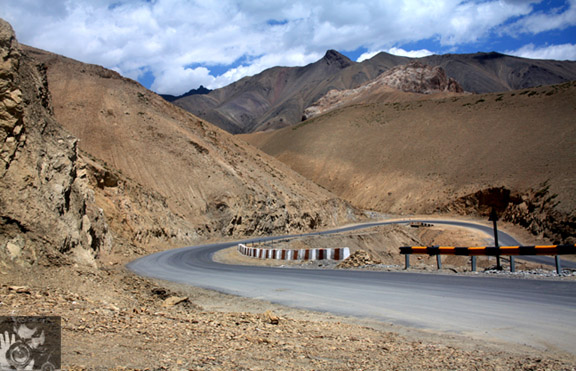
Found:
[399,245,576,256]
[400,244,575,273]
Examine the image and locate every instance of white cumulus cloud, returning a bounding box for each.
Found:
[506,43,576,60]
[357,48,435,62]
[1,0,574,95]
[503,0,576,35]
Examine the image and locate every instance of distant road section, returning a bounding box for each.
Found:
[128,219,576,354]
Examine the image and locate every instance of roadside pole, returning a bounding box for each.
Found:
[489,208,502,270]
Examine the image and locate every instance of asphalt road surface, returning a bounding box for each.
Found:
[128,219,576,354]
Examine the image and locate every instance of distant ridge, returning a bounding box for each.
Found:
[417,52,576,93]
[172,50,576,134]
[161,85,211,102]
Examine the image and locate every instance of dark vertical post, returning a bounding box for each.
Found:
[436,254,442,270]
[471,256,477,272]
[555,256,562,275]
[489,208,502,270]
[405,254,410,269]
[510,256,515,272]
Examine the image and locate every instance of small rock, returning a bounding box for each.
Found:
[8,285,31,294]
[162,296,189,307]
[6,242,22,259]
[265,310,280,325]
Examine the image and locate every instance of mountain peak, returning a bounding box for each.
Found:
[322,49,353,68]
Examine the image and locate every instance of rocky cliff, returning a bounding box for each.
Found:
[0,19,111,268]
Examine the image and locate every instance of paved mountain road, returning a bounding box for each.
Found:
[128,220,576,354]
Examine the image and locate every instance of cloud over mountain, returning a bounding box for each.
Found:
[2,0,575,95]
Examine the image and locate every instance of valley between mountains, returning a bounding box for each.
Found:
[1,17,576,369]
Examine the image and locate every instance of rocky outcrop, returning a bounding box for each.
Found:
[445,184,575,244]
[503,185,576,245]
[304,62,463,119]
[0,19,111,268]
[374,62,463,94]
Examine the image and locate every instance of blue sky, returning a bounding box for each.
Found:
[2,0,575,95]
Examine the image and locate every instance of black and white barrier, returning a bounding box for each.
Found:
[238,244,350,261]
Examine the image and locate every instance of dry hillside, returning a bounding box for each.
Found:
[241,83,576,243]
[22,45,357,249]
[1,16,359,269]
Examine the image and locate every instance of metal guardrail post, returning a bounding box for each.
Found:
[436,254,442,270]
[555,256,562,274]
[471,256,476,272]
[405,254,410,269]
[510,256,515,272]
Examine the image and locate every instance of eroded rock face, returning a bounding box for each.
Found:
[0,19,112,268]
[375,62,463,94]
[0,19,24,175]
[445,185,575,244]
[304,62,463,119]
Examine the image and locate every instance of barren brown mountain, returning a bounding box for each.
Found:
[241,83,576,243]
[174,50,355,133]
[173,50,576,134]
[22,45,356,245]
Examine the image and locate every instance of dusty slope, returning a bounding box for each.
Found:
[173,50,576,134]
[23,45,356,242]
[241,83,576,242]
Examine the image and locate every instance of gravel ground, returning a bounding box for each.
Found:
[2,262,576,370]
